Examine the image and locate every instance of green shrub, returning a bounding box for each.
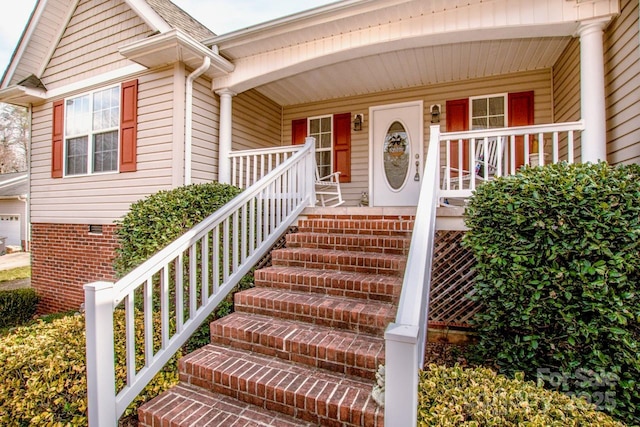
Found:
[113,182,242,277]
[0,288,38,328]
[418,365,625,426]
[463,162,640,423]
[0,312,179,425]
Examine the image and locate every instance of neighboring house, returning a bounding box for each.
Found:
[0,0,637,317]
[0,172,28,251]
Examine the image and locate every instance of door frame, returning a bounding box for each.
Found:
[368,100,424,207]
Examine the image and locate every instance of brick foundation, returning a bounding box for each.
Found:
[31,223,118,314]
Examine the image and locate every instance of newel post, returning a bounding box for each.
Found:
[384,323,420,426]
[305,137,317,207]
[85,281,117,427]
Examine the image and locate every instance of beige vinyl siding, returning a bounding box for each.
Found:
[604,0,640,165]
[232,89,282,151]
[191,75,220,183]
[41,0,153,90]
[283,69,554,206]
[30,68,179,224]
[552,38,581,162]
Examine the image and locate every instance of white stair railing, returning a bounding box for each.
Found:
[440,121,585,200]
[384,125,440,425]
[84,139,316,427]
[229,145,303,189]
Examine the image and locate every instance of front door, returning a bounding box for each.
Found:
[370,101,424,206]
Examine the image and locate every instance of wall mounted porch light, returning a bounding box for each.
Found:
[353,113,364,131]
[430,104,441,124]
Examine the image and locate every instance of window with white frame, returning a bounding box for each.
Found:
[308,115,333,178]
[470,94,507,130]
[64,86,120,176]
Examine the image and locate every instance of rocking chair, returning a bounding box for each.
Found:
[315,168,344,207]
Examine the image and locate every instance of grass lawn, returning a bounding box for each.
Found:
[0,266,30,282]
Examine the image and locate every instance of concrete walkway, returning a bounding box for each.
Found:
[0,252,30,271]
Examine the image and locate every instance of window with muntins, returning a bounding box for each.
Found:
[470,94,507,130]
[64,86,120,176]
[308,115,333,178]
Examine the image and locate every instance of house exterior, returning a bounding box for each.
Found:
[0,172,28,251]
[0,0,638,315]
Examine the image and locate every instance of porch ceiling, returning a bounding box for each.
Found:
[254,37,572,106]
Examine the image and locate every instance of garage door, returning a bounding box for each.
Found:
[0,214,21,247]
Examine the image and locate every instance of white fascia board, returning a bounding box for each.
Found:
[120,29,235,75]
[123,0,172,33]
[205,0,389,48]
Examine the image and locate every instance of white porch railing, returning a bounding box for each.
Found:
[229,145,302,189]
[384,125,440,425]
[440,121,585,200]
[84,140,316,426]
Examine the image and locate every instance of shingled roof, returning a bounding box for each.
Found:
[145,0,216,41]
[0,173,27,198]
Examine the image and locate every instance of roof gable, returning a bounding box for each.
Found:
[1,0,215,90]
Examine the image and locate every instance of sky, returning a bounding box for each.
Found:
[0,0,338,79]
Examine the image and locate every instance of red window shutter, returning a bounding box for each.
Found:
[120,79,138,172]
[508,91,534,168]
[51,100,64,178]
[333,113,351,183]
[291,118,307,145]
[445,99,469,176]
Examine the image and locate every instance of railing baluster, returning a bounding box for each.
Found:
[189,244,197,317]
[212,226,220,295]
[510,135,516,175]
[144,278,153,367]
[568,131,575,163]
[457,139,463,189]
[202,234,209,304]
[231,157,237,187]
[125,293,136,385]
[223,218,230,282]
[538,132,545,165]
[553,132,559,163]
[176,254,184,333]
[161,266,169,348]
[241,202,247,263]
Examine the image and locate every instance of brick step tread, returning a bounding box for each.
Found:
[254,266,402,303]
[139,383,314,427]
[286,232,411,255]
[271,248,406,276]
[211,312,385,379]
[180,344,383,427]
[297,218,413,236]
[234,287,395,335]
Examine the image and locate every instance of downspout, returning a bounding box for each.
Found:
[185,56,211,185]
[25,104,31,251]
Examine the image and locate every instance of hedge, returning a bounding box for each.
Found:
[418,365,625,426]
[0,288,38,328]
[0,312,179,425]
[463,162,640,424]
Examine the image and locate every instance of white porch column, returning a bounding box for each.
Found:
[578,20,608,163]
[216,88,235,184]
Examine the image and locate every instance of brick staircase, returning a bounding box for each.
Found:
[139,214,413,426]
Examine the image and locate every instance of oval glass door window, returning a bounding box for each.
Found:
[383,121,410,190]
